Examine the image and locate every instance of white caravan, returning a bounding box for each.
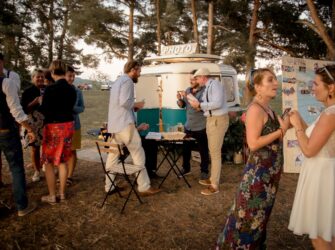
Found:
[135,53,241,132]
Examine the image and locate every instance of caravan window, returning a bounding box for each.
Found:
[221,76,235,102]
[212,76,235,103]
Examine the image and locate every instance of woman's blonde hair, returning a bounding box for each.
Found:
[244,68,276,104]
[31,68,44,80]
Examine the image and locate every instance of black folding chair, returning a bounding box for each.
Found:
[95,140,145,213]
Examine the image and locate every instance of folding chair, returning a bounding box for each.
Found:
[95,140,145,213]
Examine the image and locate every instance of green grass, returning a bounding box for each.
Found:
[80,90,110,140]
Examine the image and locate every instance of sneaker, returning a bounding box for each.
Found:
[199,179,211,186]
[41,195,57,205]
[200,172,209,180]
[32,171,41,182]
[201,185,219,196]
[178,169,191,178]
[18,202,37,217]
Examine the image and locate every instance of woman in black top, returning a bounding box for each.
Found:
[21,69,46,183]
[40,60,76,204]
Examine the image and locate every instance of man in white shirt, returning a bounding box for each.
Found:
[105,61,160,196]
[0,73,37,216]
[189,68,229,195]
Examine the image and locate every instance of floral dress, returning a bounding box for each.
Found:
[217,107,283,250]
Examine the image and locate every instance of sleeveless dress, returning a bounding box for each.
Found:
[288,105,335,242]
[216,106,283,249]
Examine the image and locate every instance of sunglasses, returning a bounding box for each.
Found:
[319,66,335,82]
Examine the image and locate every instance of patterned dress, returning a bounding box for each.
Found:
[217,107,283,250]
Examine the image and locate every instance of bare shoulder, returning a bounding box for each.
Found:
[246,103,265,117]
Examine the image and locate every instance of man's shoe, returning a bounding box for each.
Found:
[18,202,37,217]
[139,187,161,197]
[199,178,211,186]
[32,171,41,182]
[178,169,191,178]
[200,172,209,180]
[201,185,219,196]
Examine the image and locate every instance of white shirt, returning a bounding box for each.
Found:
[107,74,136,133]
[1,78,27,123]
[3,68,21,91]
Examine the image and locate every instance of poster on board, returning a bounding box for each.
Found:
[282,56,334,173]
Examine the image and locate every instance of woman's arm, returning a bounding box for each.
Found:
[293,112,335,157]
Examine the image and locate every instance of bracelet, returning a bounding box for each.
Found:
[295,128,304,136]
[278,128,284,139]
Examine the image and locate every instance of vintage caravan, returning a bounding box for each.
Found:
[135,46,241,132]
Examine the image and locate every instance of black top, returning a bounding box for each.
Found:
[21,84,42,114]
[40,78,76,124]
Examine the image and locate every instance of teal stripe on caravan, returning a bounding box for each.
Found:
[137,108,186,135]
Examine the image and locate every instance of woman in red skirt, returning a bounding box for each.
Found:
[40,60,76,204]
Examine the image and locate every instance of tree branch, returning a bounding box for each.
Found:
[258,38,296,56]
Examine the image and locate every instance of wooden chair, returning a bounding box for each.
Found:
[95,140,145,213]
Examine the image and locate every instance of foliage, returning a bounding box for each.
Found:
[222,112,245,162]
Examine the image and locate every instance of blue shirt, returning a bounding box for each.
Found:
[73,87,85,130]
[177,86,206,131]
[108,74,136,133]
[200,78,228,117]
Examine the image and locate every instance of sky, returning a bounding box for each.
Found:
[76,40,126,82]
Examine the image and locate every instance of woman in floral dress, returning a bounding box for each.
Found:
[216,68,290,249]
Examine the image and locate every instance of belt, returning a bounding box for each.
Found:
[0,129,10,133]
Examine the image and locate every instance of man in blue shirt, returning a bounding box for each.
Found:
[176,70,209,180]
[105,61,160,196]
[189,68,229,196]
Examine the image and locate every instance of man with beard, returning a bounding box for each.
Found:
[105,61,160,196]
[176,70,209,181]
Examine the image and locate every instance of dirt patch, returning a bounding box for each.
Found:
[0,146,312,249]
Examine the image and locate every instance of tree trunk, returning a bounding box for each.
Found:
[243,0,260,106]
[246,0,260,71]
[155,0,161,55]
[207,0,214,54]
[332,0,335,41]
[58,4,69,60]
[191,0,200,53]
[306,0,335,60]
[47,0,54,64]
[128,0,135,61]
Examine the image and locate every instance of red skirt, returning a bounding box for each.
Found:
[41,122,74,166]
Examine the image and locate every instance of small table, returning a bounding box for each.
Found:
[154,138,193,189]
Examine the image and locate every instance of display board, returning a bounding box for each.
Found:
[282,56,333,173]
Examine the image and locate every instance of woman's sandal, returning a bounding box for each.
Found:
[66,177,73,186]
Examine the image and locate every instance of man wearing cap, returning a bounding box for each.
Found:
[189,68,229,195]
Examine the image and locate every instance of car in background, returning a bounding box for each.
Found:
[100,84,110,91]
[100,81,114,91]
